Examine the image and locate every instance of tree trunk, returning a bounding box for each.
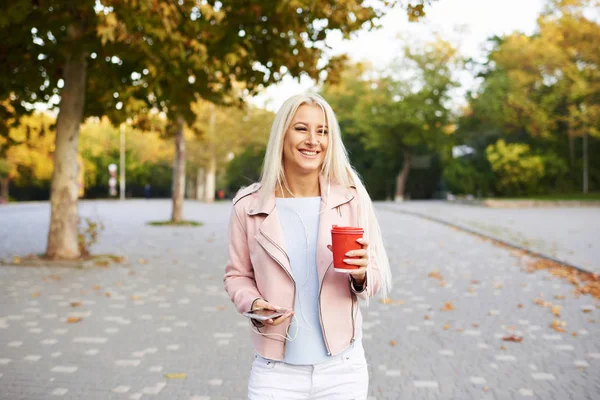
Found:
[0,177,8,204]
[204,154,217,203]
[395,148,412,202]
[196,168,205,200]
[203,104,217,203]
[171,115,186,222]
[46,51,87,260]
[583,132,588,194]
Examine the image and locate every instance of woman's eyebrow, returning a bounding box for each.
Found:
[293,121,328,128]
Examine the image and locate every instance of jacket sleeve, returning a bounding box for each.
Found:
[224,205,262,314]
[350,252,382,301]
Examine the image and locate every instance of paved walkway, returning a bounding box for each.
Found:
[0,200,598,399]
[379,201,600,274]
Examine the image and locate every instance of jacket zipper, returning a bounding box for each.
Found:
[318,262,333,355]
[256,235,296,359]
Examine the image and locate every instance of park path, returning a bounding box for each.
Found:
[0,200,598,399]
[379,200,600,274]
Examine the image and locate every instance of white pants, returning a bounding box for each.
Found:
[248,342,369,400]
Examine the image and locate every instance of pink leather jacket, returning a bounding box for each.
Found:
[224,176,381,361]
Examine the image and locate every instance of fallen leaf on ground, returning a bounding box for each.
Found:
[131,295,142,300]
[550,319,566,333]
[494,283,503,289]
[424,315,430,320]
[502,335,523,343]
[13,257,21,264]
[138,258,147,264]
[582,309,592,313]
[389,340,397,347]
[428,270,444,281]
[105,292,111,297]
[517,304,524,309]
[164,373,187,379]
[551,305,562,317]
[67,317,82,323]
[216,306,227,311]
[95,260,110,267]
[441,301,454,312]
[32,292,40,298]
[70,302,82,307]
[443,324,450,330]
[93,285,101,291]
[554,295,566,300]
[572,332,577,337]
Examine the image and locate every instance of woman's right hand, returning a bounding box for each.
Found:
[251,298,294,326]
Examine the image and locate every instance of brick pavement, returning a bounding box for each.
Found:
[0,200,598,399]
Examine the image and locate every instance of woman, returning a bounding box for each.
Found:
[224,93,392,399]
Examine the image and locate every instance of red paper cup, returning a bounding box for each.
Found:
[331,225,364,273]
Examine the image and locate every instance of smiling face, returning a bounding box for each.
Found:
[282,104,329,177]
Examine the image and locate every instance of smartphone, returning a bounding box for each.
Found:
[243,309,287,321]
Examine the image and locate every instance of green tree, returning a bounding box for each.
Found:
[1,0,436,259]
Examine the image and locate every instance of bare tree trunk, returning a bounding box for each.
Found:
[196,168,205,200]
[204,154,217,203]
[395,148,412,202]
[0,177,8,204]
[203,104,217,203]
[46,50,87,260]
[583,132,588,194]
[171,115,186,222]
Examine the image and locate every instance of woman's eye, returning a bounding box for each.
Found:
[295,127,307,132]
[319,130,328,135]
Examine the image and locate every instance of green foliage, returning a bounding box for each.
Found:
[443,159,488,196]
[224,144,266,195]
[485,140,545,195]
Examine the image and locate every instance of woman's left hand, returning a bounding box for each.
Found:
[327,238,368,284]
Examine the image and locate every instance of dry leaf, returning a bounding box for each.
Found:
[441,301,454,312]
[554,295,566,300]
[502,335,523,343]
[517,304,524,309]
[551,305,562,317]
[550,319,566,333]
[424,315,430,320]
[94,260,110,267]
[582,309,592,313]
[572,331,578,337]
[456,328,464,332]
[93,285,101,291]
[31,292,40,298]
[389,340,397,347]
[138,258,147,264]
[131,295,142,300]
[428,270,443,281]
[67,317,82,323]
[500,345,507,350]
[495,283,503,289]
[472,323,479,328]
[164,373,187,379]
[13,256,21,264]
[105,292,111,298]
[443,324,450,330]
[70,302,82,307]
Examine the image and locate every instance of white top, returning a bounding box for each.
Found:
[275,196,330,365]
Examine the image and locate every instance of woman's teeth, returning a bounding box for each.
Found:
[299,150,317,156]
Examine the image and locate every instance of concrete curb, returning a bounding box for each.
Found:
[449,199,600,208]
[378,204,594,276]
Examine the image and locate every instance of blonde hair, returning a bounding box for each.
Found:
[259,93,392,300]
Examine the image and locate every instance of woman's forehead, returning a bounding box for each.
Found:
[292,104,328,125]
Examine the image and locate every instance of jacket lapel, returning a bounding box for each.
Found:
[248,175,355,286]
[315,176,355,286]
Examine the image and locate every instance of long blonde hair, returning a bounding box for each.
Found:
[259,93,392,300]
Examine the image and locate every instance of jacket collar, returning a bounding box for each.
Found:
[247,174,354,216]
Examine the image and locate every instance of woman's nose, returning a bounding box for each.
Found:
[306,131,319,146]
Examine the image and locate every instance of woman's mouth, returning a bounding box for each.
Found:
[298,149,319,158]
